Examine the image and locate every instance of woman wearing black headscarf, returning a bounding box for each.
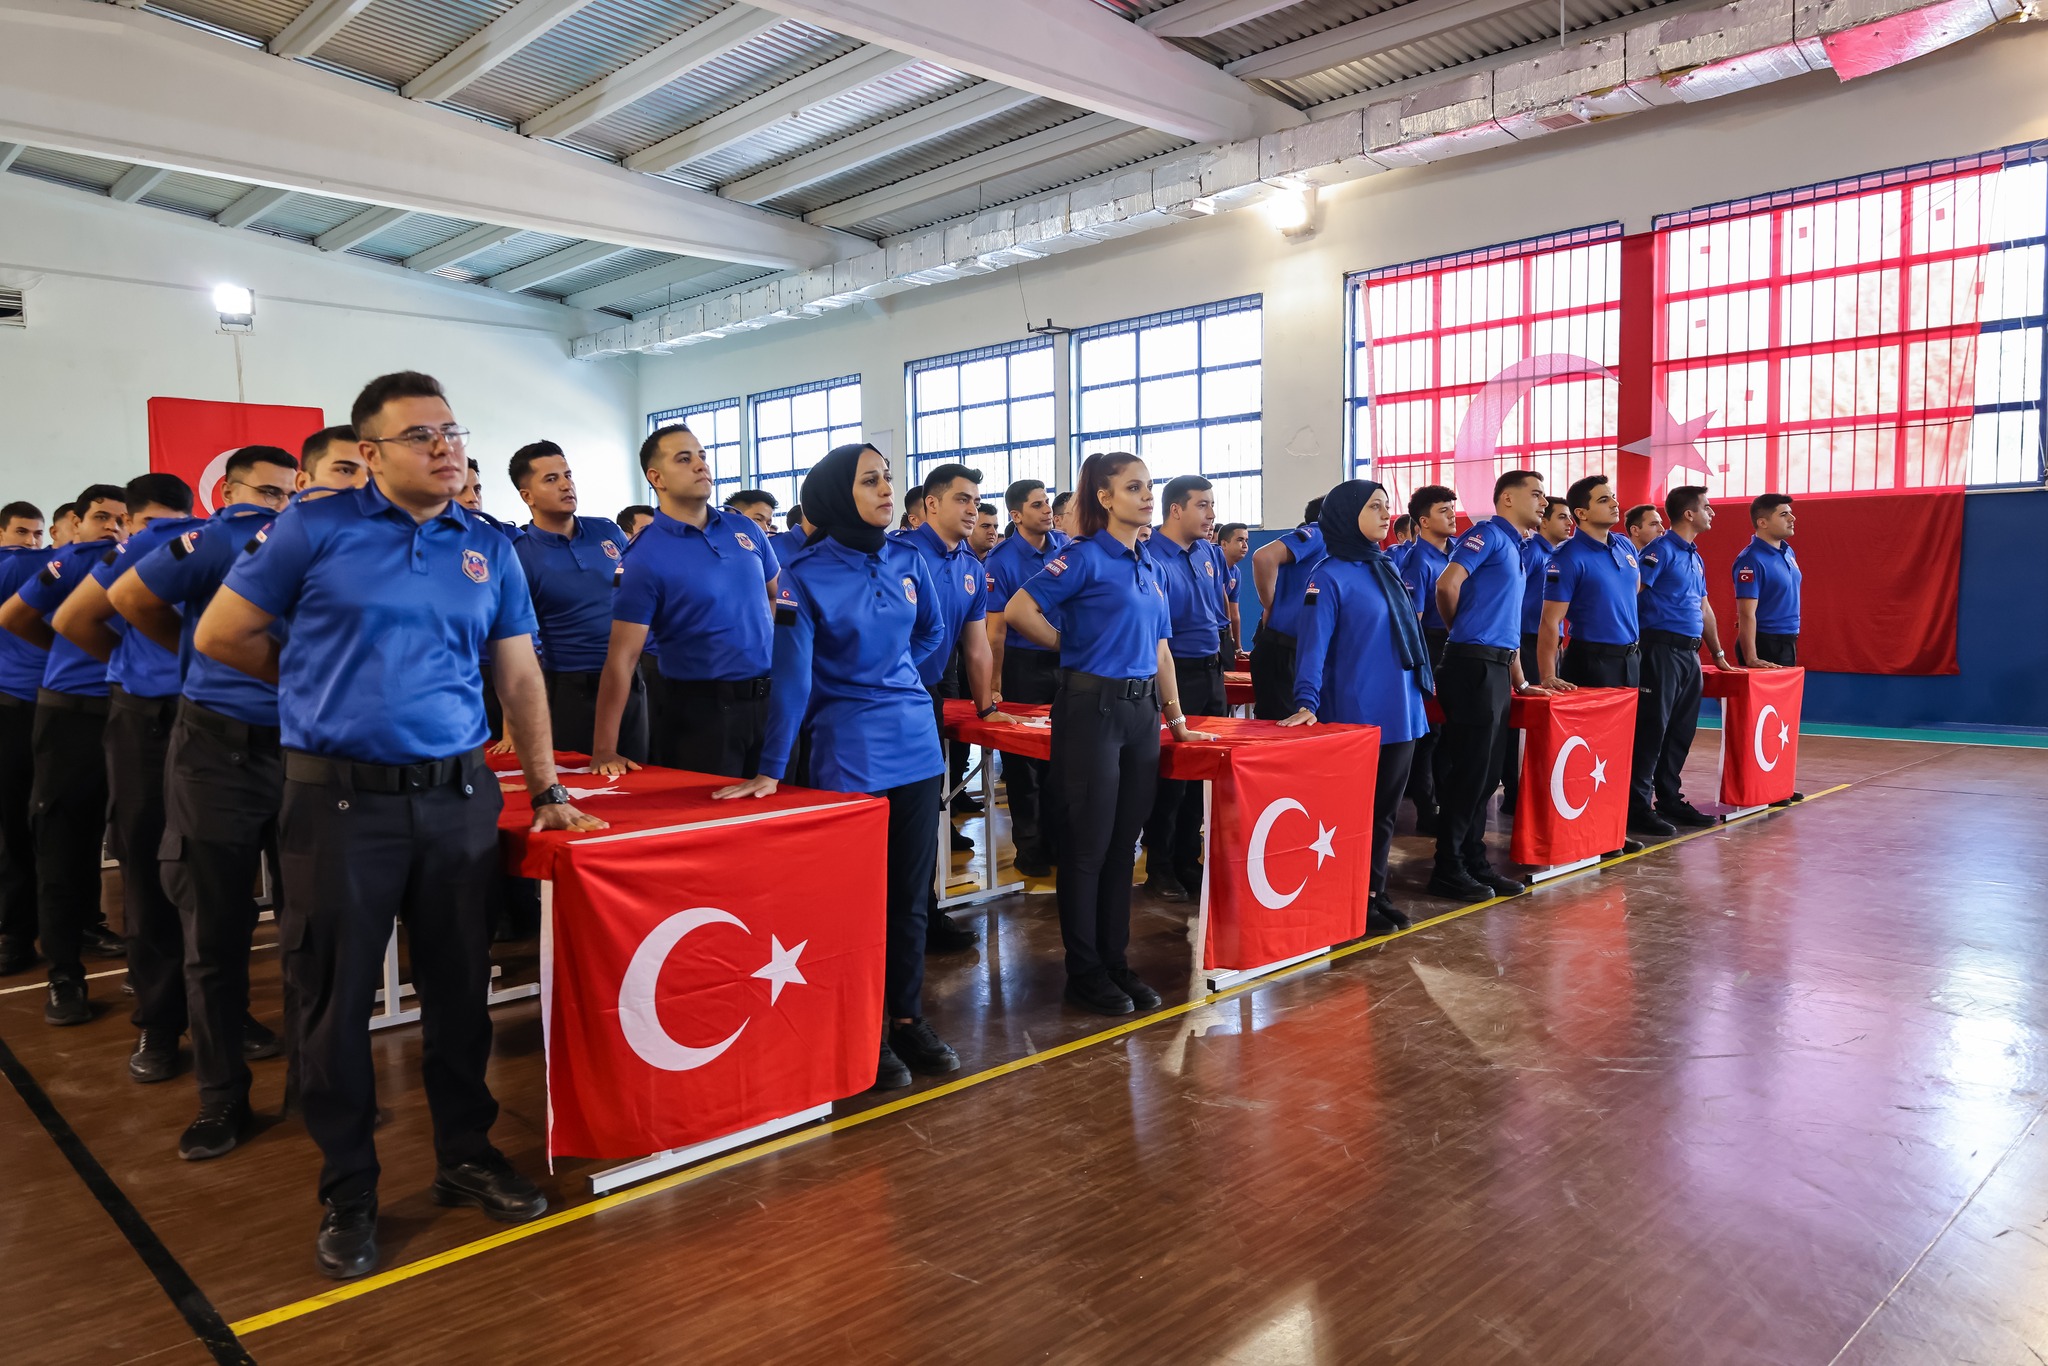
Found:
[1281,480,1434,935]
[715,443,954,1092]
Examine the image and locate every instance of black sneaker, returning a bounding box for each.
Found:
[873,1038,912,1091]
[887,1019,961,1076]
[1142,870,1191,903]
[925,912,977,954]
[1107,968,1162,1011]
[950,793,984,815]
[1660,800,1716,829]
[1365,903,1398,937]
[0,934,35,976]
[1064,974,1135,1016]
[949,827,975,853]
[178,1099,252,1161]
[430,1150,547,1223]
[1373,896,1412,930]
[1604,839,1645,857]
[1414,804,1439,836]
[129,1029,181,1083]
[1469,867,1526,897]
[44,978,88,1026]
[82,926,126,959]
[1012,852,1053,879]
[1425,868,1490,902]
[242,1015,284,1061]
[1628,805,1677,838]
[315,1193,379,1280]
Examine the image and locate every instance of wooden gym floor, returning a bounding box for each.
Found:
[4,730,2047,1365]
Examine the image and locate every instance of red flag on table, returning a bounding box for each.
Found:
[1715,667,1804,807]
[1203,726,1379,970]
[147,398,327,513]
[1510,688,1636,867]
[544,800,888,1161]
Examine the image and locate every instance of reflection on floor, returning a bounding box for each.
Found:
[4,733,2047,1364]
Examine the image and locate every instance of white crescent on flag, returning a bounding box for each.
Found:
[1246,798,1336,910]
[617,908,751,1072]
[1754,704,1784,772]
[1548,734,1606,821]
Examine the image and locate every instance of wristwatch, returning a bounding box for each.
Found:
[976,701,999,719]
[532,783,572,809]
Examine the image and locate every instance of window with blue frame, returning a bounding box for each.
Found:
[906,337,1057,497]
[646,398,742,504]
[1071,295,1264,524]
[748,375,861,513]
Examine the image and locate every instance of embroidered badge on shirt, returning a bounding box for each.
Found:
[1204,560,1216,577]
[1738,568,1756,583]
[735,532,756,551]
[462,548,490,584]
[1045,557,1067,577]
[171,530,202,560]
[1461,535,1485,552]
[601,539,621,560]
[963,571,975,594]
[901,576,918,604]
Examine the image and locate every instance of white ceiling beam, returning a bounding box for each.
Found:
[403,0,600,102]
[807,112,1128,229]
[314,203,411,251]
[720,81,1035,204]
[623,45,915,175]
[405,222,520,272]
[520,7,784,141]
[1225,0,1539,81]
[107,163,170,201]
[0,0,863,270]
[487,240,631,292]
[744,0,1300,143]
[561,256,728,310]
[0,142,23,172]
[1139,0,1302,40]
[269,0,375,60]
[214,182,293,227]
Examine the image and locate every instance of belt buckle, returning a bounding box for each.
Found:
[402,763,426,792]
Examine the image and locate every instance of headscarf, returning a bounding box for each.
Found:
[800,443,888,554]
[1318,480,1433,692]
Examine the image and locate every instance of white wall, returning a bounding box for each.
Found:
[0,173,642,524]
[638,20,2048,523]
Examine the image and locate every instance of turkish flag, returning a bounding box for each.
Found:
[542,798,889,1161]
[1710,666,1804,806]
[146,397,326,514]
[1509,687,1636,867]
[1203,725,1379,970]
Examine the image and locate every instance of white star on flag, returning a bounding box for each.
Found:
[1310,823,1336,867]
[1777,722,1790,748]
[752,935,808,1004]
[1589,758,1607,789]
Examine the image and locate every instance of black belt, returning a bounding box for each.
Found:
[37,687,109,715]
[662,676,771,701]
[109,684,179,722]
[1256,628,1295,649]
[1757,630,1800,640]
[1444,643,1517,664]
[1172,653,1223,671]
[179,697,281,749]
[1568,640,1640,659]
[1643,629,1703,650]
[546,668,606,686]
[1059,670,1157,700]
[0,690,32,710]
[284,747,484,793]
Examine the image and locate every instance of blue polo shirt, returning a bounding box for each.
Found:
[1543,530,1640,646]
[222,480,536,764]
[0,548,49,702]
[1637,529,1708,636]
[513,516,629,673]
[132,504,282,728]
[1520,533,1569,635]
[762,537,944,793]
[1397,536,1452,630]
[1291,559,1430,743]
[770,526,809,566]
[895,522,985,688]
[985,529,1066,651]
[1263,526,1327,640]
[611,507,778,683]
[16,539,119,696]
[94,515,204,699]
[1733,535,1801,633]
[1021,530,1172,679]
[1151,530,1229,658]
[1444,516,1526,650]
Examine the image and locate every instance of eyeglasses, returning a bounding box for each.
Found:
[228,480,293,505]
[366,425,470,452]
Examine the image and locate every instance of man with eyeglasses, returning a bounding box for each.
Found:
[195,371,602,1279]
[109,448,303,1142]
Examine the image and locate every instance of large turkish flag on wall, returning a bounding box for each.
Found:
[1711,666,1804,807]
[1510,687,1637,867]
[146,397,326,514]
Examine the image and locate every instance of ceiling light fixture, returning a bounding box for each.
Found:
[213,283,254,333]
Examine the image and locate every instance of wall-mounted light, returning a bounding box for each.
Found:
[213,283,254,333]
[1263,180,1319,239]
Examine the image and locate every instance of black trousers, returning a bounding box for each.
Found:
[1404,627,1451,812]
[940,651,970,796]
[32,696,110,984]
[162,702,282,1107]
[1560,643,1641,690]
[1634,633,1704,810]
[279,753,502,1202]
[544,667,648,761]
[637,653,665,744]
[1050,681,1160,982]
[1248,628,1295,721]
[1755,633,1799,666]
[107,689,184,1033]
[0,698,37,945]
[1144,654,1224,881]
[1433,651,1512,875]
[655,679,769,779]
[881,776,941,1021]
[1371,740,1416,900]
[1500,632,1550,810]
[1000,648,1060,861]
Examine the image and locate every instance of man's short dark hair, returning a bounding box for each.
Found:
[74,484,127,516]
[1050,490,1073,516]
[617,504,655,530]
[639,424,693,474]
[1665,485,1709,525]
[1565,475,1610,516]
[465,457,480,474]
[1161,474,1213,514]
[1391,514,1413,538]
[301,425,355,466]
[1004,478,1045,515]
[977,502,997,517]
[1408,484,1455,520]
[1544,495,1570,518]
[726,489,777,515]
[225,445,298,483]
[350,371,446,435]
[1493,469,1542,503]
[508,440,565,490]
[124,473,193,515]
[923,463,982,502]
[0,501,42,525]
[785,503,803,529]
[1218,521,1248,542]
[1624,503,1660,532]
[1302,497,1323,524]
[1750,492,1793,525]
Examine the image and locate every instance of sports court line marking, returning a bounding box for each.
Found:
[230,781,1852,1338]
[0,942,279,998]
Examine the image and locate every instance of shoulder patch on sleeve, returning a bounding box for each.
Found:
[1291,528,1309,543]
[1545,560,1561,578]
[1044,556,1067,577]
[1639,550,1658,565]
[170,529,202,560]
[773,583,799,627]
[241,524,271,556]
[1460,534,1485,552]
[100,548,120,567]
[1737,568,1755,583]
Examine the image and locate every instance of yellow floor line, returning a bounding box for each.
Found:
[230,783,1849,1338]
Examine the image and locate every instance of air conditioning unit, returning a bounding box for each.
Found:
[0,287,24,327]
